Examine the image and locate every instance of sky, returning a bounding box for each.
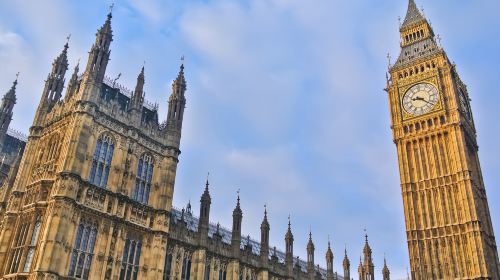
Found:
[0,0,499,279]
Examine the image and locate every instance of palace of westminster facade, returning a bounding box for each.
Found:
[0,0,498,279]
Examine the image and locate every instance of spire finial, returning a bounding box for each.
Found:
[288,214,291,228]
[364,229,368,242]
[66,34,71,46]
[15,72,20,81]
[328,234,331,248]
[236,188,240,205]
[205,172,210,189]
[309,226,312,240]
[109,3,115,14]
[386,53,392,69]
[264,203,267,217]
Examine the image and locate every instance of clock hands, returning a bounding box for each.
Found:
[412,96,432,105]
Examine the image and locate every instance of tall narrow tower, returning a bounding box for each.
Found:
[0,77,17,149]
[386,0,500,278]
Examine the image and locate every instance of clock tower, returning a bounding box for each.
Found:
[386,0,500,279]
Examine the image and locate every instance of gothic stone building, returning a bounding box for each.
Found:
[386,0,500,279]
[0,9,397,280]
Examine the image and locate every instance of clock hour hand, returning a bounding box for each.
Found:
[412,96,431,104]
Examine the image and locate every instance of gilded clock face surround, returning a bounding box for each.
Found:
[402,82,439,116]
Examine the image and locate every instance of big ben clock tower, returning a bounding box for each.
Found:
[386,0,500,279]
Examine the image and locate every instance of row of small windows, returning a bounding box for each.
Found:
[88,134,154,205]
[398,61,437,79]
[403,116,446,134]
[404,29,425,44]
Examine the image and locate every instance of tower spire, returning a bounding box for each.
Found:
[198,176,211,244]
[65,60,80,102]
[260,204,270,267]
[33,40,69,126]
[231,189,243,257]
[0,75,18,149]
[83,8,113,86]
[285,214,294,274]
[164,60,187,147]
[343,245,350,280]
[401,0,426,30]
[129,65,145,116]
[326,236,334,280]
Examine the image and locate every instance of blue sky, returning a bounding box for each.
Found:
[1,0,499,278]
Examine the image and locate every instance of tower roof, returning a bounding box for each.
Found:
[401,0,426,30]
[285,215,294,240]
[4,74,18,102]
[233,190,242,216]
[326,240,333,260]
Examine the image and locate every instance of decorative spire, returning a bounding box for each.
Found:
[382,256,390,280]
[83,8,113,85]
[65,61,80,102]
[129,65,145,113]
[401,0,426,30]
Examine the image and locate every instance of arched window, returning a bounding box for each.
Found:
[163,252,173,280]
[68,220,98,279]
[132,154,154,204]
[23,219,41,272]
[89,134,114,188]
[119,235,142,280]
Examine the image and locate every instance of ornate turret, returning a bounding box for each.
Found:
[0,76,18,147]
[129,66,145,120]
[83,11,113,85]
[33,41,69,127]
[358,257,364,280]
[231,191,242,257]
[382,257,390,280]
[165,63,187,148]
[260,205,270,267]
[360,233,375,280]
[65,62,80,102]
[285,215,294,273]
[307,230,315,278]
[343,247,350,280]
[326,239,334,280]
[198,178,211,243]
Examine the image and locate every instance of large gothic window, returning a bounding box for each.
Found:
[68,220,98,279]
[22,219,41,272]
[7,221,30,273]
[132,154,154,204]
[204,259,211,280]
[163,253,173,280]
[89,134,114,188]
[181,255,191,280]
[119,236,142,280]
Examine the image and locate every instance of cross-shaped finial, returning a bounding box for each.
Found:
[66,34,71,44]
[181,55,185,63]
[15,72,20,80]
[387,53,392,68]
[109,3,115,13]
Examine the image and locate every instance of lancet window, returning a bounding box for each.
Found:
[68,220,98,279]
[132,153,154,204]
[89,134,114,188]
[119,235,142,280]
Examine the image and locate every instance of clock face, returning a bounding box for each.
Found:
[402,83,439,116]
